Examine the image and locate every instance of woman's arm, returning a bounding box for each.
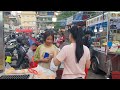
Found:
[85,49,91,69]
[52,46,61,66]
[52,46,66,66]
[34,46,41,62]
[53,57,61,66]
[85,59,91,69]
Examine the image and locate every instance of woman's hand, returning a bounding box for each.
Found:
[38,53,54,63]
[48,53,54,60]
[43,58,50,63]
[43,54,54,63]
[39,57,52,63]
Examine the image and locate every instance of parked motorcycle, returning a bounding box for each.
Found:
[5,37,30,69]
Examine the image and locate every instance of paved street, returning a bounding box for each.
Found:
[87,69,106,79]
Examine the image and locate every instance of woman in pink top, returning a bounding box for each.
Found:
[52,26,91,79]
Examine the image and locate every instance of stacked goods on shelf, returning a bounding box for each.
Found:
[108,41,120,53]
[112,41,120,46]
[92,42,100,47]
[101,31,107,35]
[109,47,118,53]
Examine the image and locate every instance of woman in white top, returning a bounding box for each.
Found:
[51,26,91,79]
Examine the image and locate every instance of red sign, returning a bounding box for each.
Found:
[15,28,33,33]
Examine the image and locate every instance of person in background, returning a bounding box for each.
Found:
[34,30,59,69]
[83,31,92,48]
[51,26,91,79]
[32,33,35,38]
[61,33,65,42]
[28,33,40,46]
[40,33,44,44]
[26,43,38,63]
[59,31,70,49]
[56,34,61,47]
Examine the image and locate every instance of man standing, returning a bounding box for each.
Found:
[83,31,91,48]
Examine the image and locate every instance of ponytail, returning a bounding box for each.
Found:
[75,28,84,63]
[70,26,84,63]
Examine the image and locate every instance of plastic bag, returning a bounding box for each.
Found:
[5,63,15,75]
[50,59,58,72]
[29,56,38,68]
[32,65,56,79]
[5,63,12,69]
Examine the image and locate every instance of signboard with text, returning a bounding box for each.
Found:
[86,12,108,26]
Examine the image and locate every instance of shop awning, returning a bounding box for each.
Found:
[72,12,83,24]
[60,20,67,26]
[66,16,73,25]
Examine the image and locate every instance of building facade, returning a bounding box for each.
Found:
[20,11,37,32]
[36,11,55,32]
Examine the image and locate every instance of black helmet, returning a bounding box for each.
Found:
[85,30,91,35]
[16,36,24,44]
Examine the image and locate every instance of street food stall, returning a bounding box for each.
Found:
[86,12,120,79]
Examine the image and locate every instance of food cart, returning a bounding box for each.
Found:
[86,12,120,79]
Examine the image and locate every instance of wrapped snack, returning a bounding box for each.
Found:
[5,68,15,74]
[13,69,29,74]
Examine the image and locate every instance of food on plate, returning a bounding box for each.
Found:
[5,68,15,74]
[5,68,29,74]
[14,69,28,74]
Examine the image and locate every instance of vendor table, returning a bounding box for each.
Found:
[91,47,120,79]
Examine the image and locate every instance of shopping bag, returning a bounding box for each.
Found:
[50,59,58,72]
[29,56,38,68]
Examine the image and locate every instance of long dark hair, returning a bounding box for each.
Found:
[69,26,84,63]
[43,30,54,42]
